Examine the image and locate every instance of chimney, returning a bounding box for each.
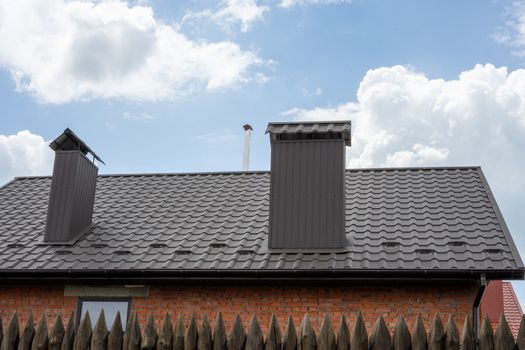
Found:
[266,121,351,249]
[242,124,253,171]
[44,128,104,244]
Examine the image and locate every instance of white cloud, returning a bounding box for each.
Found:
[183,0,268,33]
[284,64,525,198]
[493,2,525,56]
[0,131,54,185]
[279,0,351,9]
[0,0,263,104]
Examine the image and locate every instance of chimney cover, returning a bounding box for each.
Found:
[49,128,105,164]
[266,121,351,146]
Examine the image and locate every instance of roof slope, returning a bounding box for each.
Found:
[502,282,524,337]
[0,167,522,278]
[481,280,524,338]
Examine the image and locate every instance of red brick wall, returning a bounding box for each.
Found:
[0,282,479,333]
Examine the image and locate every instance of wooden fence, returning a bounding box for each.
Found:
[0,310,524,350]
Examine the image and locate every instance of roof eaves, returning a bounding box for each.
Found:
[476,167,525,270]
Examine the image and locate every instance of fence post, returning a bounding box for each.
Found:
[351,311,367,350]
[336,315,349,350]
[156,313,172,350]
[494,315,514,350]
[246,315,263,350]
[128,314,141,350]
[368,316,391,350]
[298,314,316,350]
[282,316,297,350]
[123,313,135,350]
[19,313,35,350]
[445,316,459,350]
[73,311,92,350]
[516,315,525,350]
[411,314,427,350]
[478,316,495,350]
[108,312,123,350]
[392,316,410,350]
[266,315,282,350]
[91,310,108,350]
[212,313,226,350]
[60,312,75,350]
[174,314,185,350]
[228,315,246,350]
[198,314,212,350]
[31,314,48,350]
[185,314,198,350]
[142,314,157,350]
[1,312,19,350]
[49,313,65,350]
[461,315,474,350]
[428,313,445,350]
[318,314,335,350]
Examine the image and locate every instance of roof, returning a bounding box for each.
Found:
[0,166,522,281]
[266,121,352,146]
[481,280,524,338]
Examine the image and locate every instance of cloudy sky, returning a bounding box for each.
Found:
[2,0,525,300]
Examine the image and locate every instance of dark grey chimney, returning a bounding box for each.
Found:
[266,121,351,249]
[44,128,104,243]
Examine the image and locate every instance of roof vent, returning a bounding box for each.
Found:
[91,243,108,248]
[237,249,255,255]
[150,243,168,249]
[44,129,103,244]
[266,121,351,250]
[175,250,192,255]
[7,243,24,248]
[55,250,72,255]
[484,249,503,254]
[114,250,131,255]
[210,243,228,248]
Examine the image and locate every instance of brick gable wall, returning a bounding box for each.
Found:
[0,282,479,333]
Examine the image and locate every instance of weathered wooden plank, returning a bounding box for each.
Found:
[428,313,445,350]
[60,312,75,350]
[108,312,123,350]
[351,311,367,350]
[123,313,136,350]
[91,310,109,350]
[18,313,35,350]
[368,316,391,350]
[212,313,226,350]
[265,315,282,350]
[228,315,246,350]
[49,313,65,350]
[73,311,92,350]
[184,314,198,350]
[411,314,427,350]
[0,314,3,350]
[460,315,474,350]
[516,314,525,350]
[298,314,316,350]
[444,316,459,350]
[246,314,263,350]
[282,316,297,350]
[128,314,142,350]
[198,314,212,350]
[335,315,349,350]
[318,314,335,350]
[142,314,157,350]
[31,314,48,350]
[479,316,495,350]
[156,313,172,350]
[392,316,410,350]
[494,315,514,350]
[1,312,20,350]
[173,314,185,350]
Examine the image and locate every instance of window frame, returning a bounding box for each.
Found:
[76,296,132,329]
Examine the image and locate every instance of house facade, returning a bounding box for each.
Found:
[0,121,522,336]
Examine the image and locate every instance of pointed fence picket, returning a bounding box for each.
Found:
[0,311,524,350]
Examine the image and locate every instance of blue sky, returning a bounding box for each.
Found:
[2,0,525,304]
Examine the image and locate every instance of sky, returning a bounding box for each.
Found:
[2,0,525,304]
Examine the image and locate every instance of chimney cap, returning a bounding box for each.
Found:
[243,124,253,131]
[266,120,351,146]
[49,128,105,164]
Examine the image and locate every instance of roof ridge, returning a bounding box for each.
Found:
[12,165,481,180]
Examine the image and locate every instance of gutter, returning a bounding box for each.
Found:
[0,268,522,283]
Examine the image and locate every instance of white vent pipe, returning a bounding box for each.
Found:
[242,124,253,171]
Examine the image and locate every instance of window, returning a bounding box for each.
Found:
[78,298,130,331]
